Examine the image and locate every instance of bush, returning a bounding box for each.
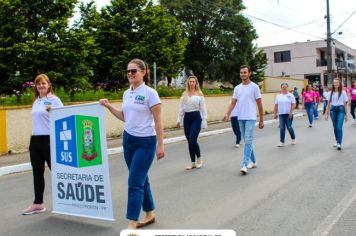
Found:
[0,86,231,106]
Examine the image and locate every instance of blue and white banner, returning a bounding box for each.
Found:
[50,103,114,221]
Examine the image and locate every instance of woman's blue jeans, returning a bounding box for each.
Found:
[238,120,256,168]
[279,114,296,143]
[183,111,202,162]
[123,131,156,221]
[314,102,319,119]
[304,102,315,125]
[330,105,345,145]
[230,116,241,145]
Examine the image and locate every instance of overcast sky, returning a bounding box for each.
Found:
[83,0,356,49]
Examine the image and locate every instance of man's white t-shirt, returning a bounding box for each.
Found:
[122,83,161,137]
[275,93,296,115]
[232,82,262,120]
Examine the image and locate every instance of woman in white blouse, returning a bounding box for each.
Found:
[177,75,207,169]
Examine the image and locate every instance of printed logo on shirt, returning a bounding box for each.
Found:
[134,95,145,104]
[54,115,102,168]
[43,101,52,106]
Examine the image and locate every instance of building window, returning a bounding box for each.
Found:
[274,51,291,63]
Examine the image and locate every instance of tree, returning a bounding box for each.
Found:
[160,0,267,86]
[92,0,187,89]
[0,0,96,94]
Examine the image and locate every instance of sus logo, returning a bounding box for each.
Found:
[55,115,102,168]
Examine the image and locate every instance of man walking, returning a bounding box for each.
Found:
[224,65,264,174]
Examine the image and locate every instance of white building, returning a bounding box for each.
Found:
[261,39,356,87]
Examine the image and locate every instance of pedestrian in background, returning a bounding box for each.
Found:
[325,79,349,150]
[274,83,296,147]
[302,84,316,128]
[22,74,63,215]
[293,87,300,109]
[349,81,356,124]
[100,58,164,229]
[177,75,207,170]
[224,65,264,175]
[230,100,242,148]
[322,87,331,115]
[313,86,320,120]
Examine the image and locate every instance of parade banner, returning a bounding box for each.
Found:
[50,103,114,221]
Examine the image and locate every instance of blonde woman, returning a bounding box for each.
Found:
[177,76,207,170]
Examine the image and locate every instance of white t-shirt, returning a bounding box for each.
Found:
[230,102,238,117]
[275,93,296,115]
[32,93,63,135]
[232,82,262,120]
[122,83,161,137]
[323,91,331,101]
[329,91,348,106]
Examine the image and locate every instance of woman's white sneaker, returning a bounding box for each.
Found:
[277,142,285,147]
[291,139,296,145]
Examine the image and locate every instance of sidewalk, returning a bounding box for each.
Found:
[0,112,306,175]
[0,120,234,168]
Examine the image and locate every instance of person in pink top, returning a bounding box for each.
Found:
[302,84,316,127]
[313,86,320,120]
[350,81,356,124]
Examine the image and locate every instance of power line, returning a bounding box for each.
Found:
[332,10,356,34]
[243,13,324,40]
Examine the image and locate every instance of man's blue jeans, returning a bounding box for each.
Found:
[230,116,241,145]
[279,114,296,143]
[238,120,256,168]
[323,100,328,115]
[330,105,345,145]
[304,102,315,125]
[123,131,156,221]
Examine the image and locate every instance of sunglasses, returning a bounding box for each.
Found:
[126,69,141,74]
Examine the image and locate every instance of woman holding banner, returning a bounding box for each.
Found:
[100,58,164,229]
[22,74,63,215]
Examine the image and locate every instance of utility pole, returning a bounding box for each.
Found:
[326,0,333,85]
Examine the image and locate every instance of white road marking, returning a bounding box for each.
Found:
[311,184,356,236]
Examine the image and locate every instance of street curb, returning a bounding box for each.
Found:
[0,112,305,177]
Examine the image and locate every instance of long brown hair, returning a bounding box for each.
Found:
[33,74,54,100]
[330,78,343,100]
[128,58,151,85]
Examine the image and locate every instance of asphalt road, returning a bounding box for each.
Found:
[0,115,355,236]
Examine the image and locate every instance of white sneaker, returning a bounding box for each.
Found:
[291,139,296,145]
[186,162,196,170]
[353,119,356,125]
[240,166,248,174]
[333,143,337,148]
[196,158,203,169]
[235,144,240,148]
[337,144,342,150]
[277,142,285,147]
[247,162,257,169]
